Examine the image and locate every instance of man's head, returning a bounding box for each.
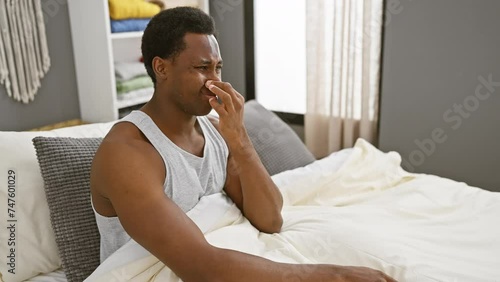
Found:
[142,7,217,84]
[142,7,223,116]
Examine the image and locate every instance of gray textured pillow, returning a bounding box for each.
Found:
[32,137,102,282]
[244,100,316,175]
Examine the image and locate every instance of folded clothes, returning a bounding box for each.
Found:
[116,87,154,113]
[146,0,165,10]
[115,62,147,81]
[109,0,161,20]
[117,87,154,102]
[116,75,154,95]
[110,18,150,33]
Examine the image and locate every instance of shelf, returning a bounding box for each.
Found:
[69,0,209,122]
[116,87,154,109]
[110,31,144,40]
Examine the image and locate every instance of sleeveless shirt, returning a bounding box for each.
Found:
[92,110,229,262]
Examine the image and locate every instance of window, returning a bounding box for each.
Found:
[254,0,306,114]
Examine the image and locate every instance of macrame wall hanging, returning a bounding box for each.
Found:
[0,0,50,104]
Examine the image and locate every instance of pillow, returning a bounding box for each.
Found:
[271,148,353,206]
[32,137,103,282]
[243,100,316,175]
[0,122,114,282]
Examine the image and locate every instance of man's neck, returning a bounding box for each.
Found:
[141,92,199,139]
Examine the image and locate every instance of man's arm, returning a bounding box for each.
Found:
[207,112,283,234]
[207,81,284,234]
[224,148,283,233]
[91,138,396,282]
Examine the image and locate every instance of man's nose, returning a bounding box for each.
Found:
[206,69,221,82]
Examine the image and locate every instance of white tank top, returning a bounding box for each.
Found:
[92,110,229,262]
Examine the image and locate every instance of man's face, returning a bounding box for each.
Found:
[163,33,223,116]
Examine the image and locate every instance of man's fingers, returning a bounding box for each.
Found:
[207,80,234,94]
[207,84,235,112]
[206,81,244,110]
[209,97,227,116]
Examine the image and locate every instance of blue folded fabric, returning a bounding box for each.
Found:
[110,18,150,33]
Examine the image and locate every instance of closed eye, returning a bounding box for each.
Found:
[195,66,223,72]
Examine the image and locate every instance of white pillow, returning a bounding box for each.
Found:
[0,122,115,282]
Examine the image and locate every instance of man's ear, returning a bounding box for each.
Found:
[152,56,169,81]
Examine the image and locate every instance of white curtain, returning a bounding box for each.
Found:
[305,0,384,158]
[0,0,50,104]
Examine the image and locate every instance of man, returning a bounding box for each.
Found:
[90,7,396,282]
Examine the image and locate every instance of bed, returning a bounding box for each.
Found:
[1,101,499,282]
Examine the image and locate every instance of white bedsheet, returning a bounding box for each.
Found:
[25,269,67,282]
[85,139,500,282]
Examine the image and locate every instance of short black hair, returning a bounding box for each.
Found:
[141,7,216,83]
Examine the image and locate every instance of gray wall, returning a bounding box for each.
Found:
[0,0,80,131]
[209,0,246,96]
[379,0,500,191]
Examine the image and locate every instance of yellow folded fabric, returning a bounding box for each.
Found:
[109,0,161,20]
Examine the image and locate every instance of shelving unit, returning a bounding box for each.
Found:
[110,31,144,40]
[67,0,209,123]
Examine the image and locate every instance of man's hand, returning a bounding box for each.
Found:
[335,265,398,282]
[206,80,247,147]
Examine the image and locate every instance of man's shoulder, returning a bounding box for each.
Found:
[97,122,159,164]
[92,122,165,189]
[91,122,165,212]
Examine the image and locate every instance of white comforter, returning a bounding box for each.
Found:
[86,139,500,282]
